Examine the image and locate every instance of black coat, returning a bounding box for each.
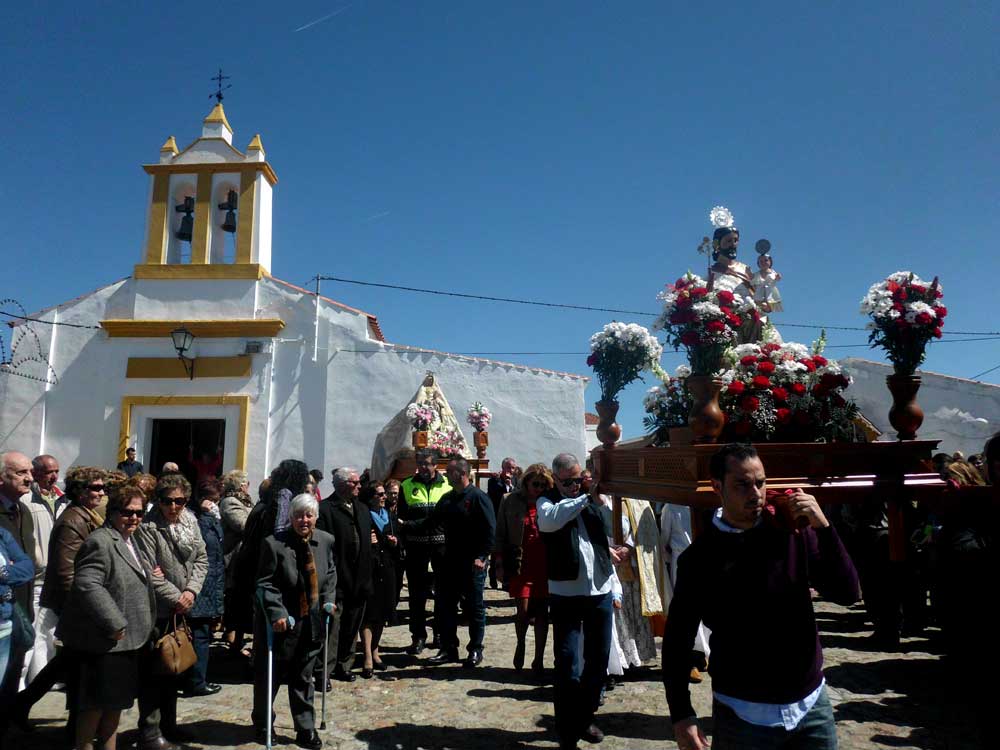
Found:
[256,529,337,648]
[191,510,225,618]
[317,495,373,602]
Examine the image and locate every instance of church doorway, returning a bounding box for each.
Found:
[148,418,226,487]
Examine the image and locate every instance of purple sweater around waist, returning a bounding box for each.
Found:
[661,518,859,721]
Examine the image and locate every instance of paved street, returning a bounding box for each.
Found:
[17,587,979,750]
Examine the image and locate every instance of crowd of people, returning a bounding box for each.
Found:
[0,432,997,750]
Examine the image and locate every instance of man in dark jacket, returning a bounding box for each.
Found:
[662,443,860,750]
[409,458,496,668]
[317,467,373,682]
[486,457,517,589]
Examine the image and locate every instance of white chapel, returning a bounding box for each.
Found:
[0,104,588,490]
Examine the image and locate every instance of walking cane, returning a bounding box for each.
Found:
[320,602,334,730]
[257,587,294,750]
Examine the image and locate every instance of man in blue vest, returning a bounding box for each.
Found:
[398,449,451,655]
[538,452,623,750]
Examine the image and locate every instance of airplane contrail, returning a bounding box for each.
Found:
[294,4,353,33]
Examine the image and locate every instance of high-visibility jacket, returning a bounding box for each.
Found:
[399,473,451,545]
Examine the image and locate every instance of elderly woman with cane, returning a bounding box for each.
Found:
[253,493,336,750]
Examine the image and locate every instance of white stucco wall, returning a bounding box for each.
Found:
[842,358,998,456]
[1,275,588,496]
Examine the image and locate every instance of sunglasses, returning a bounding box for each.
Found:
[530,481,548,489]
[559,477,583,488]
[374,491,386,498]
[118,508,145,518]
[158,497,188,506]
[87,484,106,492]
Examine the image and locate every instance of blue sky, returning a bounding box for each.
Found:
[2,1,998,437]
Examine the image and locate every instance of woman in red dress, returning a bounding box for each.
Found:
[495,463,553,675]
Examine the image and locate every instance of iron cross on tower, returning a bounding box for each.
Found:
[210,68,232,103]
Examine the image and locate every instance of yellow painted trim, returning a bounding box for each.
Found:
[144,174,170,264]
[126,356,253,379]
[246,133,264,152]
[235,170,256,264]
[101,319,285,338]
[160,135,179,154]
[143,162,278,187]
[132,263,266,280]
[118,395,250,469]
[204,103,233,133]
[190,173,213,264]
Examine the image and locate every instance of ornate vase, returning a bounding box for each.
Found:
[686,375,726,443]
[594,399,622,447]
[412,430,429,449]
[473,430,489,459]
[886,374,923,440]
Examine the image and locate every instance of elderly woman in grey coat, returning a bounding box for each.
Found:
[59,484,156,750]
[134,474,207,750]
[253,493,337,750]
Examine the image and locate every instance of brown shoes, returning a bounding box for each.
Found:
[689,667,703,683]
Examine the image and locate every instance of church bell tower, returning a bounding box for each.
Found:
[137,102,277,280]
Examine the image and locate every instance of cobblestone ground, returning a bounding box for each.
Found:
[17,587,980,750]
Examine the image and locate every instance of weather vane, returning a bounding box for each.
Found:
[210,68,232,103]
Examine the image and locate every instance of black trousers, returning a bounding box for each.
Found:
[252,618,321,733]
[138,635,179,741]
[334,598,366,673]
[404,543,446,641]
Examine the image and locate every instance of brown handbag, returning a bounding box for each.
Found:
[153,614,197,676]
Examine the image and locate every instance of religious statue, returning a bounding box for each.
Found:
[751,239,783,329]
[698,206,761,343]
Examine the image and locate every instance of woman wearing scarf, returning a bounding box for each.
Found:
[232,461,310,645]
[253,493,336,750]
[360,482,399,678]
[180,478,225,697]
[134,474,208,750]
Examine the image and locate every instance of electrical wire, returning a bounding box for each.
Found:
[0,311,102,329]
[970,362,1000,380]
[314,275,1000,336]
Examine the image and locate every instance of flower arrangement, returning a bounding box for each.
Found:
[405,402,439,431]
[652,272,758,375]
[719,335,859,442]
[428,428,465,457]
[466,402,492,432]
[860,271,945,375]
[587,321,663,403]
[642,365,694,443]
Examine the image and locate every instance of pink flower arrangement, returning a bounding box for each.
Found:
[466,402,492,432]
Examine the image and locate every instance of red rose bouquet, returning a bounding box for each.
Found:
[652,272,758,375]
[720,336,859,442]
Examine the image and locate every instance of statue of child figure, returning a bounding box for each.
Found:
[752,240,783,315]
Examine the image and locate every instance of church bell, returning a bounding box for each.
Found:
[175,196,195,242]
[218,189,238,233]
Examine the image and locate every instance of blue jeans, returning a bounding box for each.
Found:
[712,687,838,750]
[549,592,613,744]
[183,618,214,690]
[438,563,487,652]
